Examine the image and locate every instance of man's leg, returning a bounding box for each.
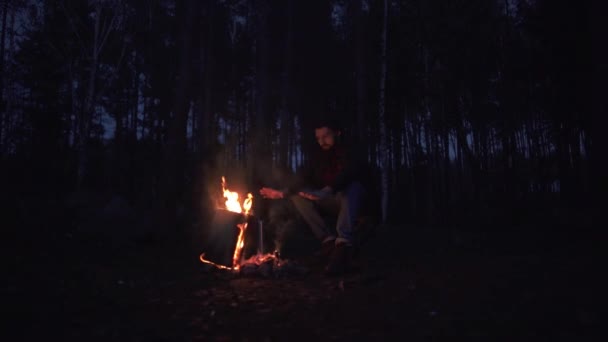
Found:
[334,182,366,245]
[325,182,366,275]
[290,195,335,243]
[266,197,321,258]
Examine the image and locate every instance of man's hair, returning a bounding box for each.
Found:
[313,117,342,132]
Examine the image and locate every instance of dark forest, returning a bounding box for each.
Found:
[2,0,604,340]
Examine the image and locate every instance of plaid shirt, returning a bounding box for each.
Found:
[280,140,369,196]
[317,145,347,189]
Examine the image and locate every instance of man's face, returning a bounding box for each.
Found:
[315,127,339,150]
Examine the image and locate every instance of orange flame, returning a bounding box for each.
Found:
[222,176,245,213]
[243,193,253,216]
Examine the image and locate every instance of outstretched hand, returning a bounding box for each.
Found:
[259,187,284,199]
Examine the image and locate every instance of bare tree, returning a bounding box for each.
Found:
[162,0,197,223]
[247,0,270,184]
[353,0,368,146]
[0,0,8,152]
[60,0,124,187]
[279,0,294,169]
[378,0,389,223]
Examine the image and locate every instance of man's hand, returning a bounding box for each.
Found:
[298,186,333,201]
[259,187,284,199]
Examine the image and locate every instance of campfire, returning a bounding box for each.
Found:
[199,177,281,273]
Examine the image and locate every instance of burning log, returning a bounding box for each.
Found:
[238,254,309,278]
[239,262,258,276]
[201,213,280,272]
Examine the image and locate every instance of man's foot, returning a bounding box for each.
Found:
[314,236,336,259]
[324,242,353,276]
[321,238,336,257]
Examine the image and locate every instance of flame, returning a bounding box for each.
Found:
[200,177,254,271]
[243,193,253,215]
[222,176,243,213]
[232,222,248,270]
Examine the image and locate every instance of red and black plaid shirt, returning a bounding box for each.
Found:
[283,142,368,195]
[317,145,347,189]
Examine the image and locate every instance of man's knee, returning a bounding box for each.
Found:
[289,194,308,207]
[338,182,366,202]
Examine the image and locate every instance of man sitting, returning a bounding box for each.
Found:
[259,118,369,275]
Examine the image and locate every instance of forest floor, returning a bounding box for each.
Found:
[5,212,603,341]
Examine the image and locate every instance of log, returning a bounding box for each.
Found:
[201,209,248,268]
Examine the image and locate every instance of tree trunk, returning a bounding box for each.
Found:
[161,0,196,225]
[424,122,434,224]
[369,124,377,168]
[68,63,77,147]
[443,125,451,221]
[501,120,514,200]
[378,0,389,223]
[77,2,102,187]
[405,118,417,216]
[570,127,583,199]
[432,122,441,216]
[456,114,478,201]
[279,0,293,169]
[131,52,139,138]
[0,0,8,153]
[556,124,574,204]
[455,128,464,199]
[353,0,368,146]
[249,0,270,184]
[202,2,214,151]
[75,1,122,187]
[589,0,607,210]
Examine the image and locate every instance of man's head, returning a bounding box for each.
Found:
[314,118,341,150]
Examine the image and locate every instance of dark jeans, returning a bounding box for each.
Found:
[290,182,365,245]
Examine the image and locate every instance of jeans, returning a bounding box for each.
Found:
[290,182,365,245]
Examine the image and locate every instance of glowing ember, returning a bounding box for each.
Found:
[242,252,280,266]
[200,177,255,271]
[199,254,232,270]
